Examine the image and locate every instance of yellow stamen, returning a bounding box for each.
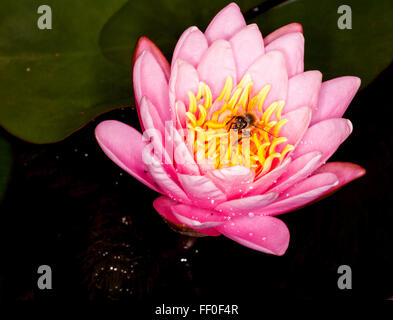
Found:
[217,77,233,102]
[184,74,294,175]
[188,91,197,113]
[196,105,207,127]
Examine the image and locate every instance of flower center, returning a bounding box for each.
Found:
[184,74,294,176]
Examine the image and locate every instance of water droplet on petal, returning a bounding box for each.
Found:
[249,232,254,237]
[262,237,267,241]
[248,212,254,217]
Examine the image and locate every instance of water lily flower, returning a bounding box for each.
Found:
[95,3,365,255]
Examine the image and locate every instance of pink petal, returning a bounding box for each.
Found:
[311,76,361,125]
[263,23,303,46]
[197,39,237,99]
[132,36,170,80]
[177,173,227,208]
[175,100,186,129]
[206,165,255,199]
[216,215,290,255]
[279,106,312,147]
[215,193,278,216]
[133,51,171,123]
[153,196,184,225]
[95,120,160,193]
[265,32,304,77]
[142,147,191,204]
[292,118,353,164]
[140,97,177,177]
[171,127,200,175]
[269,151,323,194]
[169,59,199,111]
[284,71,322,114]
[314,162,366,194]
[262,172,339,216]
[205,3,246,44]
[229,24,264,79]
[244,158,291,196]
[172,203,227,227]
[172,26,209,69]
[154,196,220,236]
[139,96,164,134]
[246,51,288,110]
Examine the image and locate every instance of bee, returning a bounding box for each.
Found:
[226,112,276,140]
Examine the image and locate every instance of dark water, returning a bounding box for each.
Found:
[0,63,392,307]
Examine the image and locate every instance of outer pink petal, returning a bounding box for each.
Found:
[244,158,291,196]
[216,215,290,255]
[132,36,170,80]
[139,96,164,135]
[153,196,184,225]
[229,24,264,79]
[313,162,366,194]
[311,76,361,125]
[177,173,227,208]
[197,39,237,99]
[261,172,339,216]
[279,106,312,149]
[215,193,278,216]
[95,120,160,193]
[169,59,199,111]
[172,204,227,227]
[142,147,191,204]
[206,165,255,199]
[133,51,170,123]
[172,26,209,69]
[265,32,304,77]
[153,196,220,236]
[205,3,246,44]
[246,51,288,110]
[269,151,323,194]
[263,23,303,46]
[284,71,322,114]
[292,118,353,164]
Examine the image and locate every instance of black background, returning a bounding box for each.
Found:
[0,4,392,310]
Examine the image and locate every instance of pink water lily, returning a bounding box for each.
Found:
[95,3,365,255]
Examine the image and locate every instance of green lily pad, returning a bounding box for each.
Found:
[252,0,393,87]
[0,0,129,144]
[0,134,12,200]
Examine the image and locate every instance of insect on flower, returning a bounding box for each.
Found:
[226,112,277,141]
